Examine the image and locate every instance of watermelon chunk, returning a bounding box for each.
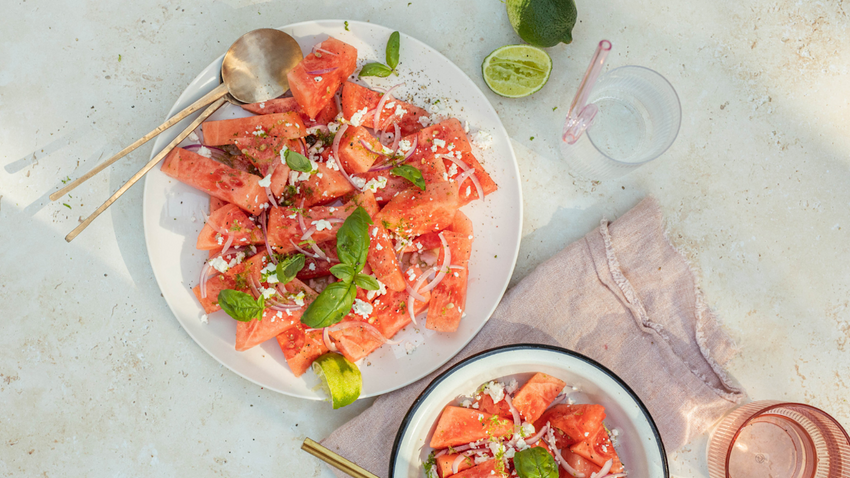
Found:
[202,112,306,146]
[293,161,355,207]
[196,203,263,250]
[476,393,513,421]
[241,96,340,126]
[561,450,602,477]
[376,181,460,237]
[367,223,406,292]
[448,459,498,478]
[161,147,268,215]
[276,323,328,377]
[430,406,513,449]
[235,278,316,351]
[533,404,607,448]
[287,37,357,119]
[426,231,472,332]
[338,125,382,173]
[341,81,429,136]
[511,372,567,424]
[436,453,475,478]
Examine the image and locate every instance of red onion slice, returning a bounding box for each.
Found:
[451,452,474,475]
[199,262,213,299]
[305,67,338,75]
[247,274,262,298]
[309,242,330,261]
[421,233,451,293]
[547,430,585,478]
[289,239,322,259]
[504,394,521,428]
[301,218,344,241]
[374,83,404,132]
[590,459,613,478]
[359,139,390,157]
[297,199,307,235]
[331,124,360,190]
[259,211,277,265]
[391,123,401,152]
[264,160,279,208]
[525,424,549,445]
[329,321,399,345]
[183,144,229,162]
[201,210,231,237]
[322,327,339,352]
[444,155,485,201]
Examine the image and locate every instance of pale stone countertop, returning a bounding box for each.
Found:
[1,0,848,476]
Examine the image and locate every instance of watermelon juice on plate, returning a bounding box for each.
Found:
[142,20,522,401]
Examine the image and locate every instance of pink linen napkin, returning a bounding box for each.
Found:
[322,196,745,476]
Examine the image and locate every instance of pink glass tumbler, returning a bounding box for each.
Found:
[707,401,850,478]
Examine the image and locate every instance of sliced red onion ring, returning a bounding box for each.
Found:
[590,459,613,478]
[391,123,401,152]
[524,424,549,445]
[504,394,521,428]
[359,139,390,157]
[201,210,230,236]
[443,154,485,201]
[259,211,277,265]
[183,144,229,162]
[312,44,339,56]
[305,67,338,75]
[297,199,307,235]
[264,161,279,208]
[402,136,418,160]
[545,393,567,411]
[322,327,339,352]
[406,267,436,326]
[300,137,308,156]
[451,451,474,475]
[374,83,404,132]
[247,274,262,298]
[331,124,360,190]
[301,218,343,241]
[199,262,213,299]
[421,233,451,293]
[334,92,343,115]
[547,431,585,478]
[309,242,330,261]
[289,239,322,260]
[329,321,399,345]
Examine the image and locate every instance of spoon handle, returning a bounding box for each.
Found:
[64,95,228,243]
[301,438,380,478]
[50,83,228,201]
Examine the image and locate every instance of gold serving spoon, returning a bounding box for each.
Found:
[58,28,303,242]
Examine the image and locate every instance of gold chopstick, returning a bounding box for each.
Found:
[301,438,381,478]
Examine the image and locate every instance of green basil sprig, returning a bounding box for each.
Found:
[513,447,558,478]
[217,289,265,322]
[359,31,400,78]
[276,254,306,285]
[285,149,313,172]
[391,164,425,190]
[301,207,377,328]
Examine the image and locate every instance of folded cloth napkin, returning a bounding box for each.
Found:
[323,196,745,476]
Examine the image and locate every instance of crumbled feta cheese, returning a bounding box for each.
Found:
[252,126,265,136]
[258,173,272,188]
[418,115,431,127]
[313,219,333,231]
[447,163,458,177]
[514,438,529,451]
[350,107,368,127]
[326,155,340,171]
[199,314,208,324]
[465,186,472,196]
[209,256,230,273]
[463,121,470,133]
[188,131,199,142]
[471,130,493,150]
[314,76,323,82]
[433,138,446,148]
[292,291,306,307]
[349,175,367,190]
[328,122,340,133]
[280,145,289,164]
[483,381,506,404]
[398,139,413,152]
[308,263,316,271]
[352,298,373,317]
[384,101,396,109]
[521,422,535,437]
[376,243,383,251]
[259,102,266,109]
[394,105,408,117]
[404,341,417,354]
[197,146,212,158]
[259,287,276,299]
[461,399,472,408]
[366,280,387,300]
[362,176,387,193]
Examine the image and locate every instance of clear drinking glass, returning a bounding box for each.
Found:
[561,65,682,180]
[707,401,850,478]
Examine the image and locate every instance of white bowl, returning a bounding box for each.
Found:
[389,344,669,477]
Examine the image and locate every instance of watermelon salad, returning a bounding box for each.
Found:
[424,373,627,478]
[160,35,498,381]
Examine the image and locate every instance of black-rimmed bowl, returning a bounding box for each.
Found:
[389,344,669,477]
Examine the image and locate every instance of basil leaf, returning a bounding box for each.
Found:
[300,281,357,328]
[336,206,373,270]
[513,447,558,478]
[285,149,312,172]
[217,289,264,322]
[276,254,305,285]
[386,31,400,70]
[354,274,380,291]
[391,164,426,190]
[330,263,355,283]
[359,62,393,78]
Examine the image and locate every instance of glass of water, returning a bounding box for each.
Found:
[561,65,681,180]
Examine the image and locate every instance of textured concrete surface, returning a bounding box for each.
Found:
[1,0,848,476]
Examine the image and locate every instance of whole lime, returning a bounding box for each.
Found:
[506,0,578,48]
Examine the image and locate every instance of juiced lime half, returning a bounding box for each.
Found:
[482,44,552,98]
[312,353,362,409]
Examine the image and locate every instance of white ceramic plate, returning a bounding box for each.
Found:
[390,344,668,478]
[142,20,522,399]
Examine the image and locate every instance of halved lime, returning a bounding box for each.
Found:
[482,44,552,98]
[312,353,362,409]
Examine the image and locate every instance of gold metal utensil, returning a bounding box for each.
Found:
[301,438,381,478]
[58,28,303,242]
